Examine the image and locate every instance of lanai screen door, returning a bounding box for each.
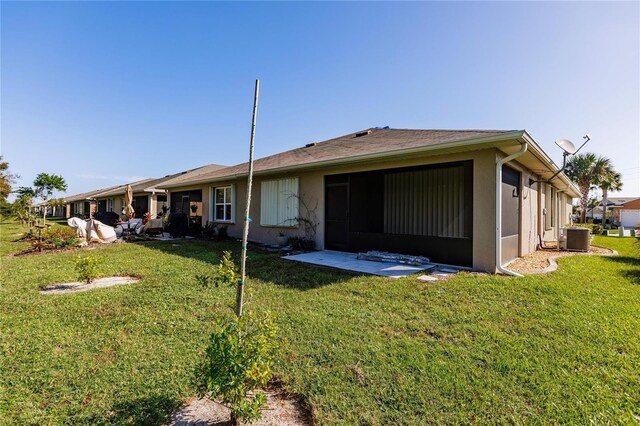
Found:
[325,161,473,266]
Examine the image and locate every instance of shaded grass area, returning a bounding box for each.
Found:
[1,223,639,425]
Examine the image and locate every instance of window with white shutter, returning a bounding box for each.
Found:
[260,178,299,227]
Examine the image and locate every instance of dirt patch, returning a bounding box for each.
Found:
[170,390,312,426]
[40,276,140,294]
[507,245,615,275]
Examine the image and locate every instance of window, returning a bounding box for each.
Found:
[260,178,299,227]
[544,184,557,230]
[107,198,114,212]
[551,187,557,227]
[212,186,234,222]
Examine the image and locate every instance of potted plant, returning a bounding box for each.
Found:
[276,232,289,246]
[300,238,315,251]
[162,213,171,239]
[288,236,301,250]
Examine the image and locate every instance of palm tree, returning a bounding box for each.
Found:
[564,153,612,223]
[600,170,623,227]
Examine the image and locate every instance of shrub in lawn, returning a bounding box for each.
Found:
[195,251,239,288]
[196,311,279,425]
[202,222,218,239]
[20,228,37,241]
[75,255,103,284]
[41,225,78,249]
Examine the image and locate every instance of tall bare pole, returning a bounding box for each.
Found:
[236,79,259,317]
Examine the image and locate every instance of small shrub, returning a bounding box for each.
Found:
[217,225,228,240]
[570,223,601,234]
[591,224,603,235]
[162,213,171,231]
[20,228,37,241]
[75,255,103,284]
[202,222,218,238]
[196,251,239,288]
[196,311,279,425]
[42,225,78,248]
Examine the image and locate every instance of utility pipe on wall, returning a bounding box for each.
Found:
[496,141,528,277]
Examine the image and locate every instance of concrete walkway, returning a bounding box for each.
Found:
[283,250,436,278]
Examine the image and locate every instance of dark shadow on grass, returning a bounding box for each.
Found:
[602,255,640,284]
[132,239,357,290]
[89,393,181,426]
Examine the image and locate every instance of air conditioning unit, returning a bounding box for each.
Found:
[560,227,590,252]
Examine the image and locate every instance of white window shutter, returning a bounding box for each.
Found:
[260,178,299,226]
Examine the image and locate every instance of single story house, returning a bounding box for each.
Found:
[618,198,640,228]
[64,185,122,218]
[157,128,579,273]
[91,178,157,218]
[587,197,637,223]
[91,167,220,219]
[35,201,65,218]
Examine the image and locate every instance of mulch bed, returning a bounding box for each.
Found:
[12,241,113,257]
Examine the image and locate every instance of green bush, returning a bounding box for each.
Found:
[75,255,103,284]
[202,222,218,238]
[195,251,239,288]
[217,225,228,240]
[569,223,604,235]
[42,225,78,248]
[196,311,279,425]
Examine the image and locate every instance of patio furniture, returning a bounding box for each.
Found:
[143,218,164,236]
[115,219,144,239]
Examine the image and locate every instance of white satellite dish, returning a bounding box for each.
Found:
[555,138,577,155]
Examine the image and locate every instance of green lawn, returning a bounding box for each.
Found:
[1,221,639,425]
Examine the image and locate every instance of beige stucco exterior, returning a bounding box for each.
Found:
[170,149,502,271]
[163,145,575,273]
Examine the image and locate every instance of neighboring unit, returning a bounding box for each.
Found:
[619,198,640,228]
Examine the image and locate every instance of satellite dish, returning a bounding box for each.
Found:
[555,138,577,155]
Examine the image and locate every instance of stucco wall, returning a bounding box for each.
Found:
[172,148,500,272]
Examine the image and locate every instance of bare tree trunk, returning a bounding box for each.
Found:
[601,188,608,227]
[580,184,589,223]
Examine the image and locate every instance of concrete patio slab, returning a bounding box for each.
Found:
[283,250,436,278]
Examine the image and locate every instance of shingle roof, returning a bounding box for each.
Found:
[92,178,157,198]
[606,197,639,207]
[64,184,123,203]
[93,165,225,197]
[159,128,518,188]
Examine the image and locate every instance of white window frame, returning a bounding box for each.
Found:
[209,185,235,223]
[260,177,299,227]
[107,198,114,212]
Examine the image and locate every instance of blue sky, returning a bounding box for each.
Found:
[2,1,638,198]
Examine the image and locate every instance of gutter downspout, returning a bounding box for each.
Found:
[496,140,528,277]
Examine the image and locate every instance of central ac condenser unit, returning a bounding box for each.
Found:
[559,227,590,252]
